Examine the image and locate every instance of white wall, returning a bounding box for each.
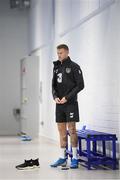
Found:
[28,0,58,140]
[28,0,54,52]
[0,0,28,135]
[29,0,120,155]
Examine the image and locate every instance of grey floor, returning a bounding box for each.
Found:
[0,136,119,180]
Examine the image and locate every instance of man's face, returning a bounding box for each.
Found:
[57,48,69,61]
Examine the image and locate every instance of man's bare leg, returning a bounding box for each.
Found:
[50,122,67,167]
[67,122,78,159]
[57,122,67,159]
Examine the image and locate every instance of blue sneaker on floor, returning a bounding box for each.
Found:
[50,158,67,168]
[70,158,78,169]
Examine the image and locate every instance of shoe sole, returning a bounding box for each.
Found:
[70,166,78,169]
[51,161,67,168]
[16,165,40,170]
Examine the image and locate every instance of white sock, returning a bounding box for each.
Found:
[72,147,78,159]
[60,148,66,159]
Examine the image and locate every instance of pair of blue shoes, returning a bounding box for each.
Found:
[50,158,78,169]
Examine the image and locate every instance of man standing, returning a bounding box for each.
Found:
[50,44,84,168]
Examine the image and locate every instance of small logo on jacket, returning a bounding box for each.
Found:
[55,69,58,73]
[66,68,71,74]
[70,112,74,118]
[79,69,81,74]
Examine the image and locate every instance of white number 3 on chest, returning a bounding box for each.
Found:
[57,73,62,83]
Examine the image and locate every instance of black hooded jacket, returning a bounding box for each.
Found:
[52,56,84,104]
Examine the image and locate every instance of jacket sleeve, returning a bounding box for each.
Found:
[65,65,84,101]
[52,68,58,99]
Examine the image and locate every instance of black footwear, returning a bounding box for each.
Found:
[16,159,40,170]
[32,158,40,168]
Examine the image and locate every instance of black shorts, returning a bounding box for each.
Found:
[55,102,79,123]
